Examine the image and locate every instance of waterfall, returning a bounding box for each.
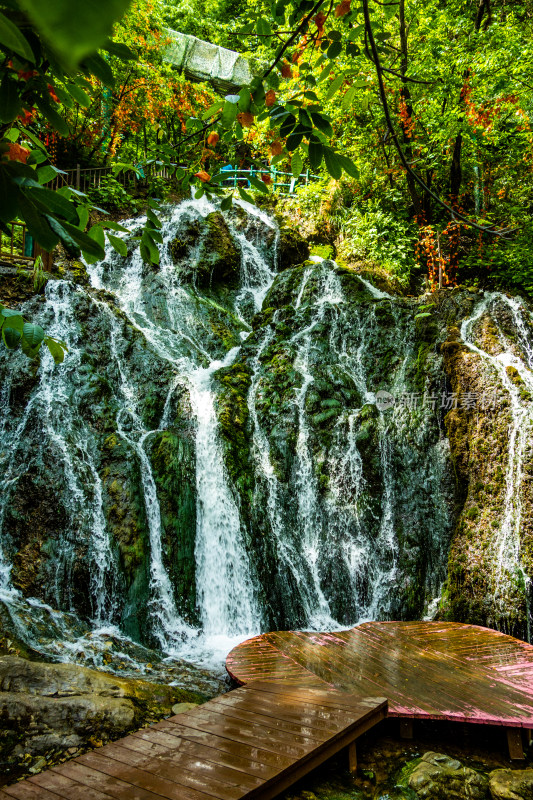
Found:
[244,260,453,627]
[2,195,532,678]
[460,293,533,628]
[0,197,276,673]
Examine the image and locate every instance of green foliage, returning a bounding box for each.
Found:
[87,175,140,214]
[337,203,417,281]
[17,0,133,67]
[0,305,67,362]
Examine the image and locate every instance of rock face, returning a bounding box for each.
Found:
[0,656,204,778]
[278,226,310,269]
[438,293,533,638]
[490,769,533,800]
[169,211,240,288]
[408,752,489,800]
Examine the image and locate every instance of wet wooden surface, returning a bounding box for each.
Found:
[4,683,387,800]
[226,621,533,729]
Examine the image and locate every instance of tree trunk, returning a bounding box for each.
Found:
[399,0,423,219]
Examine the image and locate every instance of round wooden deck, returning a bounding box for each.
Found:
[226,621,533,729]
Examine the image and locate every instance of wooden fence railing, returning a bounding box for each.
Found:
[0,222,54,270]
[50,162,174,193]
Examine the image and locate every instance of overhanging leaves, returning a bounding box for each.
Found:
[17,0,133,68]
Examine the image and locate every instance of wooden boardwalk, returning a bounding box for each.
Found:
[226,621,533,755]
[2,682,387,800]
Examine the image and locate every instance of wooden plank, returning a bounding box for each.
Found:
[205,697,341,739]
[507,729,525,760]
[71,752,241,800]
[115,732,279,781]
[2,784,65,800]
[99,742,263,791]
[159,716,314,760]
[28,771,113,800]
[48,762,168,800]
[143,722,295,769]
[187,707,325,750]
[215,688,361,730]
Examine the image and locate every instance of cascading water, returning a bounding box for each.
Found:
[460,293,533,630]
[241,260,453,627]
[2,195,532,682]
[0,197,276,675]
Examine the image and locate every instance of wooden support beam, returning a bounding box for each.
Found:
[400,719,413,739]
[348,741,357,774]
[507,728,524,760]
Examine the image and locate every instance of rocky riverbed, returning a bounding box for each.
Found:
[282,721,533,800]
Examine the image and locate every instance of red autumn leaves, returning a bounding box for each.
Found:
[4,143,30,164]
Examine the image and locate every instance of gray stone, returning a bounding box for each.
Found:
[0,656,188,777]
[489,769,533,800]
[408,752,489,799]
[171,701,200,715]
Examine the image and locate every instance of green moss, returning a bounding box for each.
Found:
[465,505,479,520]
[149,430,198,623]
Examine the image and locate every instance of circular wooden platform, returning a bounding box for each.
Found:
[226,621,533,728]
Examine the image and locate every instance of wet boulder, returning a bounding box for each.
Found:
[169,211,240,288]
[489,769,533,800]
[408,752,489,799]
[278,225,310,269]
[0,656,204,778]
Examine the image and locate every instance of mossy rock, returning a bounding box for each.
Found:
[170,212,240,288]
[278,226,310,270]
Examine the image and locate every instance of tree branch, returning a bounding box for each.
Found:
[362,0,514,237]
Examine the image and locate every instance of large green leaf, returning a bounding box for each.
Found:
[0,10,35,61]
[3,325,22,349]
[325,75,344,102]
[26,186,78,222]
[308,139,323,170]
[22,322,45,349]
[19,197,60,250]
[0,74,21,123]
[323,147,342,180]
[50,217,106,258]
[291,152,303,179]
[221,100,238,128]
[141,230,159,265]
[45,336,67,364]
[82,53,115,87]
[35,95,70,136]
[108,233,127,257]
[17,0,133,68]
[248,175,270,194]
[66,83,91,108]
[103,39,137,60]
[337,154,359,179]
